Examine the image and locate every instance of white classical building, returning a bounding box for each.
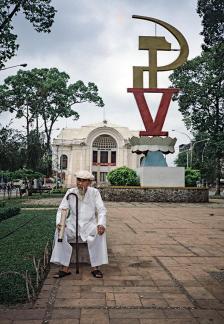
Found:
[52,121,141,187]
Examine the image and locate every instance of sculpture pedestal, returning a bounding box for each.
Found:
[137,166,185,187]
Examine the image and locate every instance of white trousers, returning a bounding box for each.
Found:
[50,227,108,267]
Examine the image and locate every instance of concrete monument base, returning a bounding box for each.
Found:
[137,166,185,187]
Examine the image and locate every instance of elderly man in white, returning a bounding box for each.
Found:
[50,170,108,278]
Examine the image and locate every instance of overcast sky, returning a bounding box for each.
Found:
[0,0,204,165]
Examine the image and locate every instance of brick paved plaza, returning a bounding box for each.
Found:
[0,200,224,323]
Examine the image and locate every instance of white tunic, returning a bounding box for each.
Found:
[50,186,108,267]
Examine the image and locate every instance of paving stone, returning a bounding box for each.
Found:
[33,298,49,308]
[113,286,159,293]
[140,298,168,307]
[51,308,80,319]
[218,310,224,318]
[191,309,224,323]
[106,300,116,307]
[80,292,105,299]
[80,319,109,324]
[195,299,224,309]
[185,286,216,299]
[80,309,109,324]
[49,320,79,324]
[106,292,115,300]
[140,320,198,324]
[55,291,80,299]
[163,309,193,318]
[54,298,106,307]
[114,293,142,307]
[110,319,140,324]
[13,321,42,324]
[0,310,45,320]
[91,286,114,292]
[109,309,165,319]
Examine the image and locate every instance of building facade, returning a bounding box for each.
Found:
[52,121,141,187]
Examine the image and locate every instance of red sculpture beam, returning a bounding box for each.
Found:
[127,88,179,136]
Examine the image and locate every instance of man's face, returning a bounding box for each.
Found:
[76,178,91,191]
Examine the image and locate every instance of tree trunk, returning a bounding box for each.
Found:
[214,156,221,196]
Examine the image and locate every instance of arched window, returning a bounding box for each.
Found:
[92,134,117,149]
[92,135,117,166]
[60,154,68,170]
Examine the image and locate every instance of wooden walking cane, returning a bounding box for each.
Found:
[66,193,79,274]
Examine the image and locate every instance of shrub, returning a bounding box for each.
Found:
[0,207,20,222]
[185,168,201,187]
[51,187,67,194]
[107,166,140,186]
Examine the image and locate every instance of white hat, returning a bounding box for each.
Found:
[75,170,94,180]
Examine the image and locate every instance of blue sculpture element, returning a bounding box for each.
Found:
[141,151,167,167]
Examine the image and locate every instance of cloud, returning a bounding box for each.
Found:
[0,0,203,165]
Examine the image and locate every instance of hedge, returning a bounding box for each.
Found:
[0,207,21,223]
[0,210,56,304]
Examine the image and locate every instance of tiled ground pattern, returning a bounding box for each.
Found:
[0,200,224,323]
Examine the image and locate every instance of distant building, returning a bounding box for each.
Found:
[179,143,191,152]
[52,121,141,187]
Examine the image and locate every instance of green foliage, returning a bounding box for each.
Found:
[197,0,224,48]
[185,168,201,187]
[0,68,104,174]
[170,0,224,192]
[51,187,68,194]
[169,45,224,191]
[0,125,26,171]
[26,130,46,171]
[0,207,20,222]
[107,166,140,186]
[0,169,43,181]
[170,48,223,135]
[0,210,55,304]
[174,151,187,168]
[0,0,56,68]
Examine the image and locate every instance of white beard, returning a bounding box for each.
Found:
[78,188,86,200]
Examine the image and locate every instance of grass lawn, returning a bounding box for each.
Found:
[1,193,63,209]
[0,208,56,304]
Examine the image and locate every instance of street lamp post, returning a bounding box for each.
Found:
[191,139,209,163]
[0,63,27,71]
[172,129,192,168]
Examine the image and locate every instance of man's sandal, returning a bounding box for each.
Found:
[91,269,103,278]
[53,270,71,278]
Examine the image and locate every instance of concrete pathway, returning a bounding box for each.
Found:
[1,200,224,323]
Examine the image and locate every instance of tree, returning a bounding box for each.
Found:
[170,0,224,194]
[174,151,187,168]
[170,47,224,194]
[197,0,224,48]
[0,124,26,171]
[0,0,56,68]
[26,129,46,172]
[0,68,104,174]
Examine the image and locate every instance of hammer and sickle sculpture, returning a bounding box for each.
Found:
[128,15,189,136]
[132,15,189,88]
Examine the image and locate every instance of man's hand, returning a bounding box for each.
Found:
[97,225,105,235]
[57,223,66,232]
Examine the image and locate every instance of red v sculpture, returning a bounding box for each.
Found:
[127,88,179,136]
